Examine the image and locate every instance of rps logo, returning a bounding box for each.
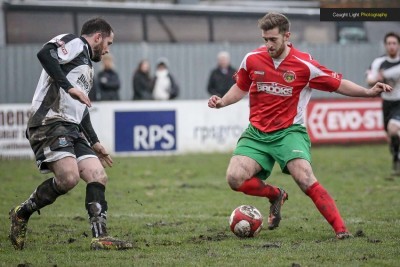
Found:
[115,111,176,152]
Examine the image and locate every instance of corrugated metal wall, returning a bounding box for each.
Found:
[0,42,382,103]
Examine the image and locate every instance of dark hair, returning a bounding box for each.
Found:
[258,12,290,33]
[384,32,400,44]
[80,17,113,37]
[135,59,151,78]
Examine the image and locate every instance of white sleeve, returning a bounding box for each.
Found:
[367,57,385,81]
[47,34,84,64]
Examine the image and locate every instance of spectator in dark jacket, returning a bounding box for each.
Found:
[97,54,120,100]
[207,51,236,97]
[132,59,153,100]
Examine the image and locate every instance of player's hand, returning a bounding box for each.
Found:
[68,87,92,107]
[369,82,392,96]
[92,142,113,168]
[208,95,225,109]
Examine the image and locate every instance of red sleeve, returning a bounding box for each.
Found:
[308,60,342,92]
[235,68,252,92]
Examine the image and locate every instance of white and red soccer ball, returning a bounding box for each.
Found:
[229,205,263,238]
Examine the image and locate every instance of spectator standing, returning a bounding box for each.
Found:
[207,51,237,97]
[152,58,180,100]
[132,59,153,100]
[97,54,120,101]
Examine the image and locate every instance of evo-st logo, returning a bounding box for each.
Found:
[115,111,176,152]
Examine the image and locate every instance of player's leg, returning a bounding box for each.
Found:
[9,157,79,250]
[382,100,400,175]
[277,125,350,239]
[77,141,133,250]
[227,155,280,198]
[387,118,400,175]
[9,126,80,250]
[387,121,400,174]
[226,155,287,230]
[229,125,289,229]
[230,125,283,199]
[287,159,351,239]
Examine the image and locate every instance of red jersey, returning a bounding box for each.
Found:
[236,44,342,133]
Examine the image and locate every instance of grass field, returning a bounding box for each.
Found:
[1,144,400,266]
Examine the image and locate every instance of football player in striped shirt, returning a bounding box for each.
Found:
[9,18,133,250]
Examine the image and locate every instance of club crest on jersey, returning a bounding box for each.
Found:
[58,137,68,147]
[55,39,68,55]
[283,71,296,83]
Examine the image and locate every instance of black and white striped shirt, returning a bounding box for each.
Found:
[28,33,94,128]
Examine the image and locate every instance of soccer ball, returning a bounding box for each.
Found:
[229,205,263,238]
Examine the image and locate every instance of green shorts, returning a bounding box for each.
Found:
[233,124,311,180]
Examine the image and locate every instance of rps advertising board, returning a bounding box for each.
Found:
[306,98,386,144]
[114,110,177,152]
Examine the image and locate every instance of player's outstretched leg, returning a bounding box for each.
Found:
[9,206,29,250]
[306,181,352,239]
[267,188,288,230]
[86,182,133,250]
[9,177,65,250]
[236,177,288,230]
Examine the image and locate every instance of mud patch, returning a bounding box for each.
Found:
[72,216,85,221]
[242,242,281,249]
[367,238,381,243]
[189,232,229,243]
[355,229,366,237]
[146,220,183,227]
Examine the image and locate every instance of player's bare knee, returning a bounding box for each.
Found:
[226,172,243,191]
[293,169,316,192]
[92,168,108,185]
[55,172,80,192]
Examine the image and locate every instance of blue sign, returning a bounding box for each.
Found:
[115,111,176,152]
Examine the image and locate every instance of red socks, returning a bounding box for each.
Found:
[306,182,348,234]
[237,177,281,200]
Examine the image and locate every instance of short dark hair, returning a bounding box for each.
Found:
[384,32,400,44]
[80,17,113,37]
[258,12,290,33]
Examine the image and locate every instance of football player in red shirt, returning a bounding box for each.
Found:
[209,12,392,239]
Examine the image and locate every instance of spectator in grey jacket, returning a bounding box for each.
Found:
[207,51,236,97]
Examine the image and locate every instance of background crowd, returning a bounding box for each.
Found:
[91,51,237,101]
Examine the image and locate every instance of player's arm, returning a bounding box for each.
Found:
[366,59,384,86]
[37,43,91,107]
[37,43,74,92]
[80,108,99,146]
[208,84,247,109]
[336,79,392,97]
[80,108,112,167]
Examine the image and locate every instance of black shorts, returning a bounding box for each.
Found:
[382,100,400,131]
[27,122,96,173]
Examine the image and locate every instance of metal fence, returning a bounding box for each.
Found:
[0,42,383,104]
